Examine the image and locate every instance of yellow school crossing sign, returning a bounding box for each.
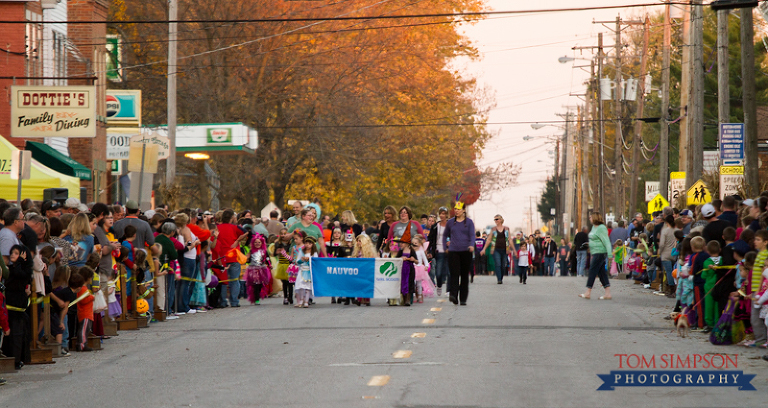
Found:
[686,179,711,206]
[648,194,670,215]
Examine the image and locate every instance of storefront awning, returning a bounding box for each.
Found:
[25,141,92,180]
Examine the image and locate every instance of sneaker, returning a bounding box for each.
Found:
[196,308,207,313]
[283,299,289,305]
[186,309,197,314]
[59,350,71,357]
[150,318,159,323]
[741,340,756,347]
[0,378,6,386]
[166,315,180,320]
[176,311,186,315]
[437,288,442,296]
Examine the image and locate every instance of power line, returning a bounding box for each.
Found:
[0,2,693,25]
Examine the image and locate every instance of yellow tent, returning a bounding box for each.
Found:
[0,136,81,201]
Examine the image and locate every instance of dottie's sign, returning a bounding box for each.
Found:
[11,86,97,138]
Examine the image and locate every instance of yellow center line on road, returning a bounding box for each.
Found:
[411,332,426,338]
[393,350,413,359]
[430,307,442,311]
[368,375,390,386]
[422,318,435,324]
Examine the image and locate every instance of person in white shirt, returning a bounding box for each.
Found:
[516,236,536,284]
[427,207,450,296]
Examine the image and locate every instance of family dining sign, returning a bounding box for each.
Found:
[10,86,97,138]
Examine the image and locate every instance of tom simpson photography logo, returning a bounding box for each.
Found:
[596,354,756,391]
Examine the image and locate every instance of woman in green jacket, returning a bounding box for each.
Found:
[579,212,613,300]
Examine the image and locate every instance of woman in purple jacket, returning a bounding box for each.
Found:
[444,195,475,306]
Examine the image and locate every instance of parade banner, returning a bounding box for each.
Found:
[311,258,402,299]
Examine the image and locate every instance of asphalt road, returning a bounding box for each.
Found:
[2,274,767,408]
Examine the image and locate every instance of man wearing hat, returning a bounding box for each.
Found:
[679,210,693,235]
[113,200,155,250]
[40,200,62,218]
[701,203,729,248]
[63,197,87,214]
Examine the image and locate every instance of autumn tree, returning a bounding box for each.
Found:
[110,0,493,220]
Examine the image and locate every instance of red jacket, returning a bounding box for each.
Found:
[516,246,533,266]
[0,291,9,332]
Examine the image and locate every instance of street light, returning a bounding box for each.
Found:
[531,123,547,130]
[558,55,592,64]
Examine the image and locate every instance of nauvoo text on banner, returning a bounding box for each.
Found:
[310,257,402,299]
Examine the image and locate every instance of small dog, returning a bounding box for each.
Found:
[671,309,690,338]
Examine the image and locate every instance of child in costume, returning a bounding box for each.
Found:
[273,228,294,305]
[295,236,318,308]
[702,241,723,330]
[75,266,95,352]
[246,234,272,305]
[327,228,343,304]
[396,230,417,306]
[106,267,122,319]
[412,234,433,301]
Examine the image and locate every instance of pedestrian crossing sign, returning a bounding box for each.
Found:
[647,194,670,215]
[686,179,711,206]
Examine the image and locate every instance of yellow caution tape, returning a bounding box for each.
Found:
[66,291,92,310]
[6,298,30,312]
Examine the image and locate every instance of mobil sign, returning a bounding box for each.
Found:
[106,90,141,124]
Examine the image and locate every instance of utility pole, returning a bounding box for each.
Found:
[629,16,650,217]
[583,69,592,229]
[554,136,561,235]
[679,3,691,178]
[660,1,672,200]
[613,16,624,219]
[598,33,606,216]
[689,0,705,186]
[166,0,178,195]
[717,9,730,124]
[558,111,571,236]
[741,7,758,194]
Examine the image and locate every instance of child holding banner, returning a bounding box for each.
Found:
[352,234,376,306]
[295,236,318,308]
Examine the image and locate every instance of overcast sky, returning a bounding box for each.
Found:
[459,0,665,233]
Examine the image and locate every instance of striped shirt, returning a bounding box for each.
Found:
[751,250,768,294]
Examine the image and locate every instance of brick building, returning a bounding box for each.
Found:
[0,0,110,203]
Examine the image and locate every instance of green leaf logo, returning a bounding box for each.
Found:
[379,261,396,277]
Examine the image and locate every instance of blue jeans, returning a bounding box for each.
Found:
[166,274,177,313]
[220,262,241,307]
[586,253,610,289]
[544,256,556,276]
[661,260,675,286]
[177,257,197,312]
[646,262,657,283]
[576,250,588,276]
[492,249,508,282]
[428,258,436,285]
[61,314,68,349]
[435,252,449,289]
[559,260,568,276]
